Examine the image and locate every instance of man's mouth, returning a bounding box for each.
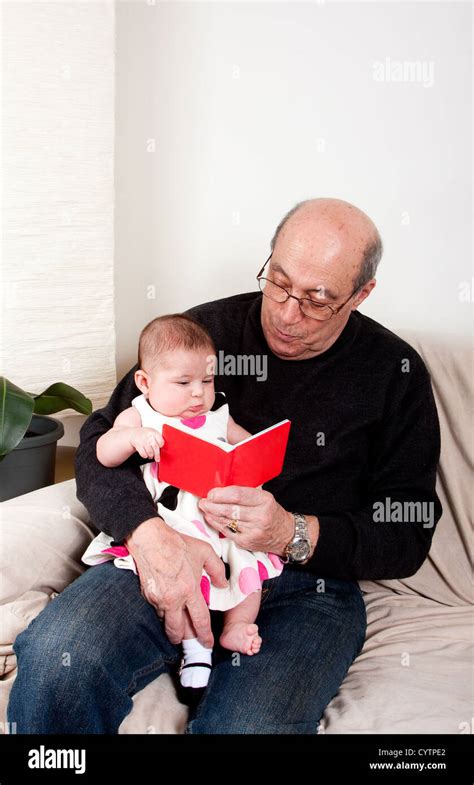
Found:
[274,326,299,342]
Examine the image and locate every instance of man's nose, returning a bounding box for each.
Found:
[280,296,303,323]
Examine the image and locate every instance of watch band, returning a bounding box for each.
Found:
[283,512,311,564]
[293,512,308,539]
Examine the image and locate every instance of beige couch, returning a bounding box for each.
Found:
[1,331,472,734]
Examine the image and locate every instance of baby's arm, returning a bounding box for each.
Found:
[96,406,163,468]
[227,414,252,445]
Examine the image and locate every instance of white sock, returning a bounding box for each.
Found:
[180,638,213,689]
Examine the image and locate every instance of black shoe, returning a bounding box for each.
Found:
[175,659,211,711]
[175,682,207,713]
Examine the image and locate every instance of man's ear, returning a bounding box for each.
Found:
[352,279,376,310]
[134,369,150,395]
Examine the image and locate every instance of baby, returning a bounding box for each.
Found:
[81,313,284,694]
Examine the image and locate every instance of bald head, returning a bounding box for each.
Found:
[271,198,382,291]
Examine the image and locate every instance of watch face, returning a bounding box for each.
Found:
[290,540,311,561]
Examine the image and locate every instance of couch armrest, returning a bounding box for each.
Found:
[0,480,97,678]
[0,479,96,606]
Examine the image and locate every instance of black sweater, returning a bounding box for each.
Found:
[75,292,442,581]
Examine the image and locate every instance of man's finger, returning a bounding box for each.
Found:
[203,548,229,587]
[199,500,253,521]
[186,595,214,648]
[206,485,262,506]
[164,606,186,645]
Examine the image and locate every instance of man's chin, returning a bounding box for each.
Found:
[267,335,305,359]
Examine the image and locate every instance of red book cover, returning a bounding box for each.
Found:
[159,419,291,498]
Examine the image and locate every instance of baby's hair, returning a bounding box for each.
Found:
[138,313,216,371]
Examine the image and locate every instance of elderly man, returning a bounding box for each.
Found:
[8,198,442,734]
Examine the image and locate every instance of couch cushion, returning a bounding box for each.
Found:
[319,590,472,734]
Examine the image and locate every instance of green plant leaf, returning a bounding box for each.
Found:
[32,383,93,416]
[0,377,35,459]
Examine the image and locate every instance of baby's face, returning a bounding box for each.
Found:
[144,348,216,418]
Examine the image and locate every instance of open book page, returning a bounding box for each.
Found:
[162,419,290,452]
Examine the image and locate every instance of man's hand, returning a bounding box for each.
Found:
[124,517,228,647]
[198,486,295,554]
[198,486,320,559]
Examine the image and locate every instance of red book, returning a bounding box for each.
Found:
[159,419,291,498]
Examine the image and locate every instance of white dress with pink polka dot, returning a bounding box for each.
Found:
[81,392,285,611]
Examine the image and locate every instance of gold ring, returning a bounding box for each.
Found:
[227,519,240,533]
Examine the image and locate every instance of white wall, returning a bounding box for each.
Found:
[115,0,472,380]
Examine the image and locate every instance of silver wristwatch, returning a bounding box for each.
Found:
[283,512,311,564]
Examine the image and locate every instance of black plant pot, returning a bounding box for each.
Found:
[0,415,65,502]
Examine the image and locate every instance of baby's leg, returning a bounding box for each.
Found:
[219,591,263,656]
[179,611,213,689]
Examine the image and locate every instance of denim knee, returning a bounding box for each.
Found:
[8,617,133,734]
[11,614,106,700]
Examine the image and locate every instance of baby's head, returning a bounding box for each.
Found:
[134,314,217,418]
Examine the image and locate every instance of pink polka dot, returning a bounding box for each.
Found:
[218,531,226,539]
[238,567,261,596]
[268,552,285,569]
[257,560,269,582]
[191,519,210,538]
[101,545,130,558]
[180,415,207,429]
[150,461,159,479]
[200,575,210,605]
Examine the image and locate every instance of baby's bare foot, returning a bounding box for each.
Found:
[219,622,262,655]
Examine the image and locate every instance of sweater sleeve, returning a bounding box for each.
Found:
[305,374,443,581]
[74,366,160,543]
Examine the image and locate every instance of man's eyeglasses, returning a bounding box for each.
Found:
[256,254,360,322]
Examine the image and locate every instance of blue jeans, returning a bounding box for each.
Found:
[7,562,366,734]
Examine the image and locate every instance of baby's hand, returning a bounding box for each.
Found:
[129,428,164,461]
